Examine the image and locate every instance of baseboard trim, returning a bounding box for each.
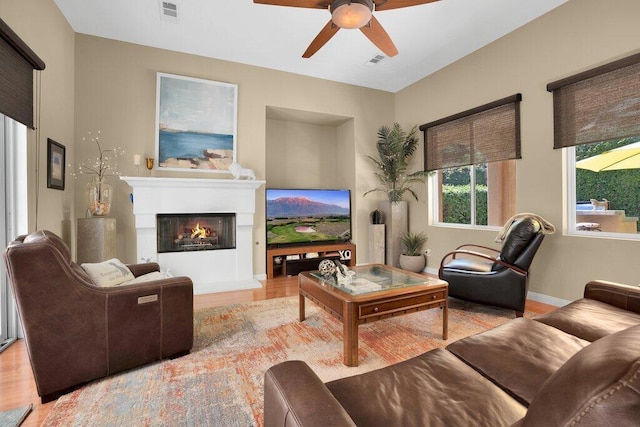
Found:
[424,266,570,307]
[527,291,571,307]
[0,338,16,355]
[425,266,438,276]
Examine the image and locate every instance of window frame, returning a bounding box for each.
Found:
[429,164,504,231]
[565,145,640,241]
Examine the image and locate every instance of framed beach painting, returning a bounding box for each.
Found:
[155,72,238,173]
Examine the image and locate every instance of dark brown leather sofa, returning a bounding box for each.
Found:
[3,230,194,402]
[264,280,640,426]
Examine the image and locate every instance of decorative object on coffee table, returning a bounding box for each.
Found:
[318,258,337,278]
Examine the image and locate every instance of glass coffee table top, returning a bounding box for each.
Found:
[310,264,440,295]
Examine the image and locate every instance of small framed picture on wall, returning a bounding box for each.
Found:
[47,138,65,190]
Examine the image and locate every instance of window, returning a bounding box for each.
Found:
[433,160,515,227]
[421,95,520,228]
[548,52,640,238]
[0,19,41,352]
[0,114,28,352]
[566,138,640,237]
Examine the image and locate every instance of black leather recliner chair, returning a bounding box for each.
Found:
[439,217,545,317]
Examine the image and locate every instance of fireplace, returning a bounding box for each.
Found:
[121,176,265,294]
[157,213,236,253]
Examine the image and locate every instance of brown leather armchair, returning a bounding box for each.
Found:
[3,230,194,402]
[439,217,545,317]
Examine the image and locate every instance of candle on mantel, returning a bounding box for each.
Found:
[133,154,141,166]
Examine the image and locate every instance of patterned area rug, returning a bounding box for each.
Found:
[44,296,528,426]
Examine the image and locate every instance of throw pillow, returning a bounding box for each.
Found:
[81,258,135,287]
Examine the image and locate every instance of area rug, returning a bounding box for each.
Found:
[0,404,32,427]
[44,297,529,426]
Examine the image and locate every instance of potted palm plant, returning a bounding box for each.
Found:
[399,231,428,272]
[364,123,427,203]
[364,123,428,266]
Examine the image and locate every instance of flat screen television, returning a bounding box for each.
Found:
[266,188,352,247]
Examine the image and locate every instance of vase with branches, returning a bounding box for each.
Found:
[77,131,122,216]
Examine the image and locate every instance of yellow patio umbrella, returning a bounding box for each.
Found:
[576,141,640,172]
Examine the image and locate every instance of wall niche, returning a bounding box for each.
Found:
[265,106,354,190]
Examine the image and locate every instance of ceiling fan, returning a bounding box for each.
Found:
[254,0,440,58]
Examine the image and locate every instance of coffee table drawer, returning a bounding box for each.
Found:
[359,290,446,319]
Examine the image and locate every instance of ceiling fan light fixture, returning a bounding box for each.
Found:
[331,0,373,29]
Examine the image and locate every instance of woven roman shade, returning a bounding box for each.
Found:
[547,52,640,149]
[0,18,45,129]
[420,94,522,172]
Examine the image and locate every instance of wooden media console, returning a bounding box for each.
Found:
[266,242,356,279]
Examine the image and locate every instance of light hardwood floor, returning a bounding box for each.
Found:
[0,275,554,426]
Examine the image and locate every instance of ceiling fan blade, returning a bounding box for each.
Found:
[303,20,340,58]
[360,16,398,57]
[253,0,327,9]
[374,0,439,11]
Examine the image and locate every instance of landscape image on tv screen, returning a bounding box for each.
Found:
[266,189,351,246]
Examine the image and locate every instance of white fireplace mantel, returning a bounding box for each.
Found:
[121,176,265,294]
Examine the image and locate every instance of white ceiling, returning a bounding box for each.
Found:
[53,0,568,93]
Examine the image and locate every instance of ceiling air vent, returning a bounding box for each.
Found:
[159,1,179,23]
[365,55,385,67]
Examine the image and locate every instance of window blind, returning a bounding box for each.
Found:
[547,52,640,149]
[0,18,45,129]
[419,94,521,172]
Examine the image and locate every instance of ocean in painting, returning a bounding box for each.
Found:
[159,130,234,161]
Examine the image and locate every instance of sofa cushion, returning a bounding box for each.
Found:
[447,318,589,406]
[325,348,526,427]
[122,271,170,285]
[534,298,640,342]
[81,258,135,287]
[442,258,494,273]
[521,325,640,426]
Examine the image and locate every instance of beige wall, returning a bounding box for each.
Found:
[73,34,394,272]
[395,0,640,301]
[1,0,75,245]
[266,119,342,188]
[7,0,638,301]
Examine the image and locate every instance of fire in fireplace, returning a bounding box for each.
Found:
[157,213,236,253]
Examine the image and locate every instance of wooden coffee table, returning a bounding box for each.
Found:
[299,264,448,367]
